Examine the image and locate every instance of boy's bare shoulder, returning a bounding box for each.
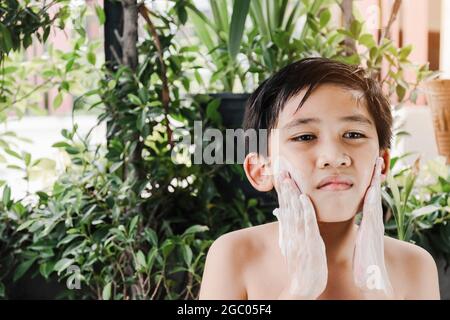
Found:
[384,235,436,268]
[205,221,278,274]
[384,235,440,299]
[211,222,277,257]
[199,222,277,299]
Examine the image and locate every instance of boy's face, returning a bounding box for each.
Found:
[269,84,388,222]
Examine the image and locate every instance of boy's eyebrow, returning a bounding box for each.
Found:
[282,114,373,129]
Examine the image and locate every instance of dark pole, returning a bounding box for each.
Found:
[104,0,123,142]
[104,0,123,71]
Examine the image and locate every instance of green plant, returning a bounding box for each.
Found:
[244,0,342,82]
[0,0,271,299]
[0,0,70,60]
[185,0,250,92]
[0,1,102,172]
[382,155,450,261]
[186,0,434,103]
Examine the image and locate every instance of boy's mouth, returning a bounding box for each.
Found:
[318,183,353,191]
[317,175,354,191]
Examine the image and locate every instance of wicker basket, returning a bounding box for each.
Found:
[424,79,450,164]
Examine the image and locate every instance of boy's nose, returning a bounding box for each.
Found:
[317,153,351,168]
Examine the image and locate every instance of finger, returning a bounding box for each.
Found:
[300,194,320,237]
[276,171,290,210]
[277,172,301,206]
[369,157,383,188]
[283,171,302,196]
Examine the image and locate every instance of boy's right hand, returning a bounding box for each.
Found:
[273,170,328,300]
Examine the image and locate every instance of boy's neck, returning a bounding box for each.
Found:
[317,216,358,267]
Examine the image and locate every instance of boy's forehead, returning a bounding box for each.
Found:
[276,84,374,129]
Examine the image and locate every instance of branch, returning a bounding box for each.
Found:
[381,0,402,42]
[138,4,173,148]
[341,0,357,56]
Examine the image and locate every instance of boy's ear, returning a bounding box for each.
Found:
[379,149,390,182]
[243,152,274,192]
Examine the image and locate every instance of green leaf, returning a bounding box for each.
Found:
[65,57,75,72]
[54,258,75,275]
[109,162,122,173]
[23,152,31,166]
[145,228,158,246]
[17,219,35,231]
[319,9,331,28]
[102,282,112,300]
[228,0,250,61]
[107,80,116,90]
[6,165,22,171]
[39,261,56,279]
[359,34,376,48]
[182,225,209,236]
[411,205,440,219]
[13,258,36,282]
[87,51,96,65]
[127,94,142,106]
[350,20,362,39]
[161,239,175,259]
[176,3,188,24]
[136,250,146,270]
[4,148,21,160]
[2,185,11,205]
[147,247,158,272]
[129,215,139,234]
[181,244,193,267]
[95,5,106,25]
[137,107,147,131]
[65,146,80,155]
[0,23,13,52]
[206,98,221,124]
[2,66,18,74]
[53,92,63,109]
[396,84,406,101]
[387,173,401,207]
[52,142,72,148]
[247,198,258,208]
[399,45,412,61]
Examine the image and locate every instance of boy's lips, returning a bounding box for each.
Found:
[317,175,354,191]
[317,183,353,191]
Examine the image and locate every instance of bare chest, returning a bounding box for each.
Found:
[244,253,404,300]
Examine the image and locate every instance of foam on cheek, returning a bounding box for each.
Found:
[272,156,306,194]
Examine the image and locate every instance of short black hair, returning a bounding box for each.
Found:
[242,57,393,154]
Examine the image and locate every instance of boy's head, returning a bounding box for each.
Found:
[243,57,393,222]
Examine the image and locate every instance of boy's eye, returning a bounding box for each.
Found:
[292,134,315,142]
[343,132,366,139]
[291,132,366,142]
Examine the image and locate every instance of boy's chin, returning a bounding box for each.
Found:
[315,205,359,223]
[317,215,356,223]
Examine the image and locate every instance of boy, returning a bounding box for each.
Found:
[198,57,440,300]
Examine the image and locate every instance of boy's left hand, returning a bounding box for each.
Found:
[353,156,394,298]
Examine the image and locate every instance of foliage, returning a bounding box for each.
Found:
[0,0,70,59]
[0,0,271,299]
[383,155,450,262]
[0,2,102,187]
[186,0,434,104]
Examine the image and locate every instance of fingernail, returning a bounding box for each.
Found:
[377,157,383,170]
[280,170,290,181]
